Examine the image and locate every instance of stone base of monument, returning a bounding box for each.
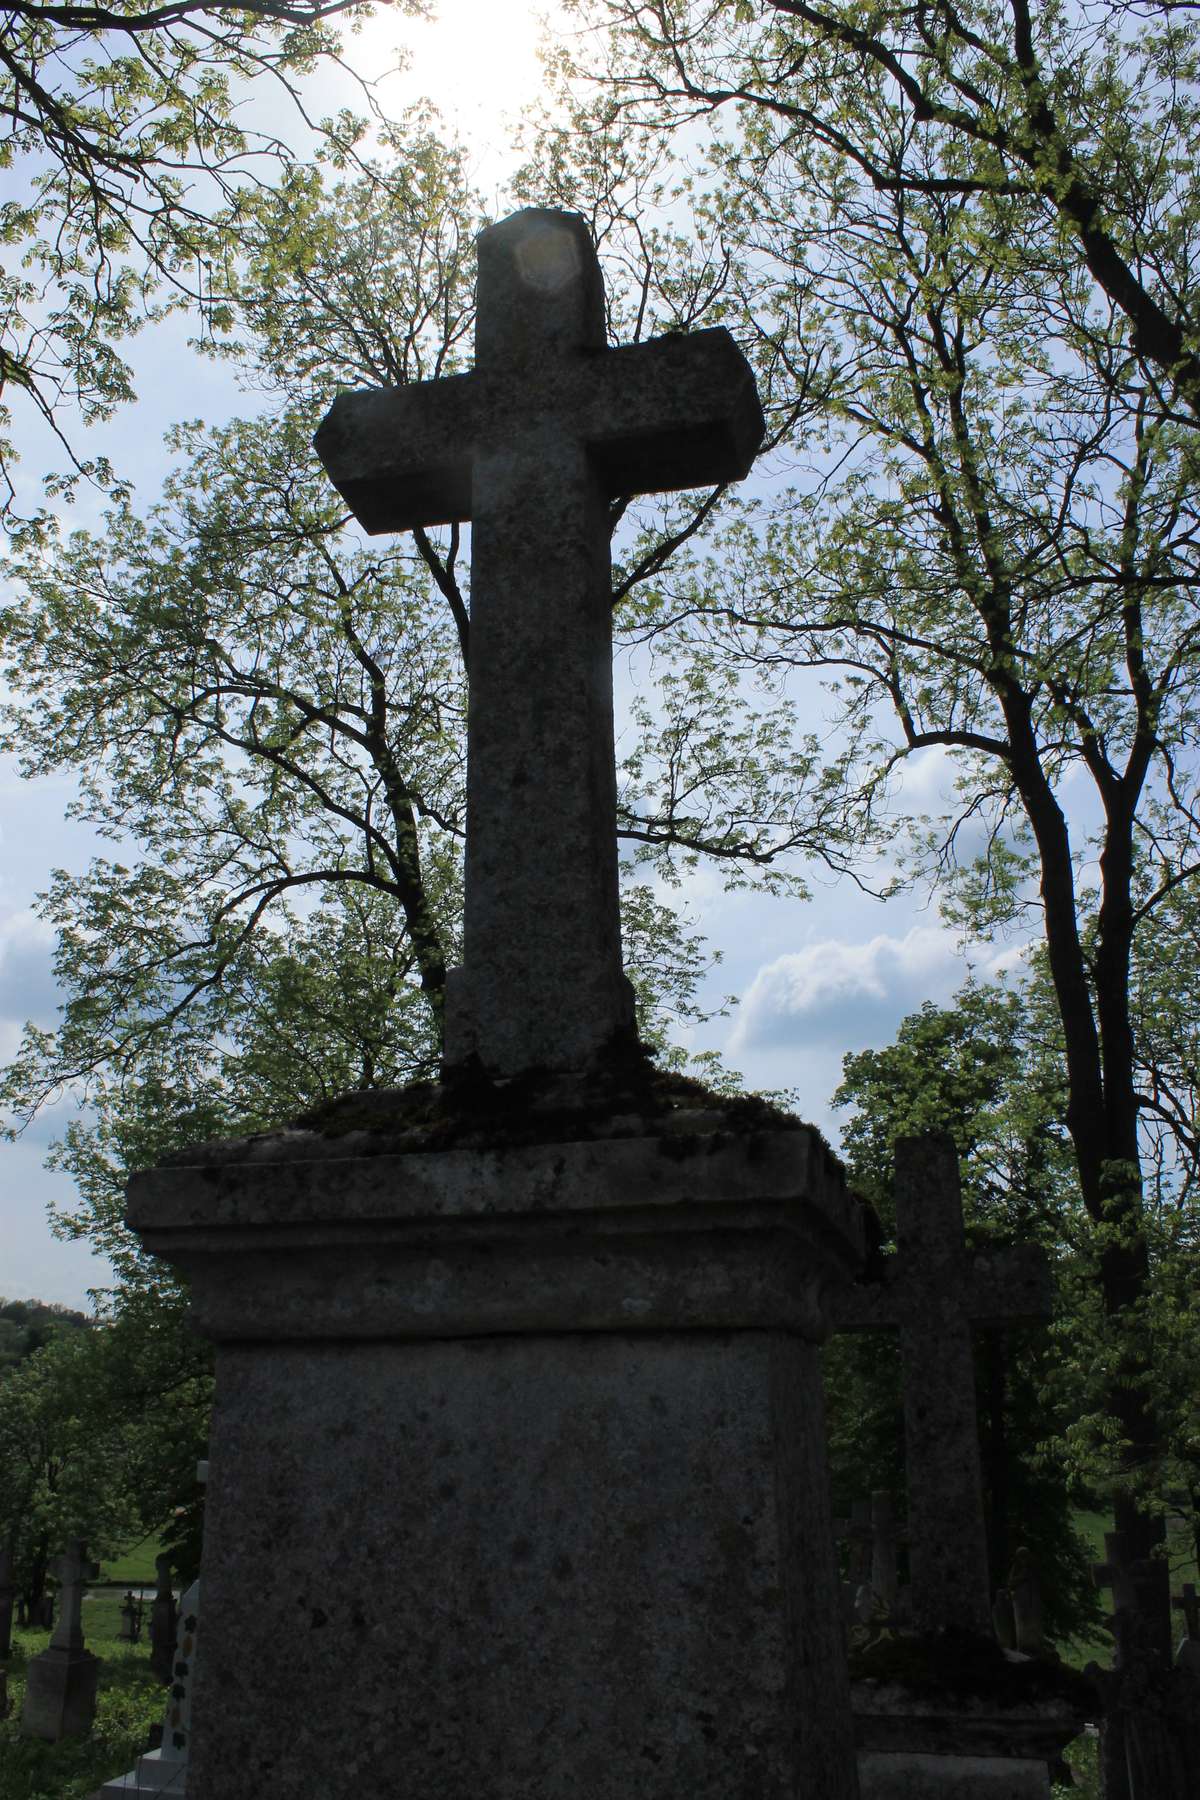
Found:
[127,1064,865,1800]
[20,1645,98,1740]
[850,1636,1094,1799]
[857,1749,1050,1797]
[96,1747,187,1796]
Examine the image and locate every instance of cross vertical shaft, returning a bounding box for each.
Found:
[457,430,626,1072]
[894,1137,993,1635]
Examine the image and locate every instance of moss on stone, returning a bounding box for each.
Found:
[288,1039,807,1155]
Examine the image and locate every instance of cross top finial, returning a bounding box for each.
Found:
[474,209,604,371]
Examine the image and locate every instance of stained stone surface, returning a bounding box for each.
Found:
[189,1331,843,1798]
[127,1097,865,1799]
[857,1752,1050,1798]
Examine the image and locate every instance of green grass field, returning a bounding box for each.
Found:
[95,1538,164,1590]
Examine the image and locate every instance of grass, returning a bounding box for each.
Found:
[96,1538,164,1590]
[0,1608,164,1800]
[1053,1727,1101,1798]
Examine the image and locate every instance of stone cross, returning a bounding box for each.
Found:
[834,1496,873,1589]
[832,1134,1053,1636]
[1173,1582,1199,1639]
[149,1552,178,1683]
[119,1589,144,1643]
[1092,1530,1172,1664]
[315,207,764,1077]
[48,1541,98,1653]
[1174,1583,1200,1676]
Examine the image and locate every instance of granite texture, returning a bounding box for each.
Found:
[127,1121,861,1343]
[314,208,765,1077]
[188,1330,854,1799]
[857,1752,1049,1798]
[129,1107,864,1798]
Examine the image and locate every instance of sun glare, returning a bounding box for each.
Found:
[357,0,568,171]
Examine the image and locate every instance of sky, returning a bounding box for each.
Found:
[0,0,1011,1309]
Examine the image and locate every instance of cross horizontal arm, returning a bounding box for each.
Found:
[831,1242,1052,1331]
[314,328,765,538]
[314,371,478,534]
[582,329,765,497]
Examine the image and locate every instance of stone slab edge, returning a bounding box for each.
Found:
[127,1124,858,1243]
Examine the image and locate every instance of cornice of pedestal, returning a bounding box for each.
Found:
[127,1113,867,1345]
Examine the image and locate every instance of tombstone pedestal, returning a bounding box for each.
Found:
[128,1086,864,1799]
[20,1646,98,1740]
[853,1681,1091,1798]
[21,1538,100,1742]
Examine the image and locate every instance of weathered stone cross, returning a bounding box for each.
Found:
[1093,1530,1172,1664]
[1174,1581,1199,1641]
[832,1135,1053,1635]
[315,208,764,1076]
[48,1540,99,1653]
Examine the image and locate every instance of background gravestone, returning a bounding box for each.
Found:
[20,1540,99,1741]
[833,1133,1053,1635]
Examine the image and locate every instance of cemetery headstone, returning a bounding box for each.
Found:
[0,1544,14,1658]
[836,1491,910,1628]
[118,1590,144,1643]
[100,1578,200,1797]
[149,1554,177,1683]
[19,1539,99,1739]
[993,1586,1017,1652]
[1171,1582,1200,1673]
[1007,1547,1046,1657]
[836,1140,1091,1799]
[127,207,868,1800]
[833,1134,1053,1636]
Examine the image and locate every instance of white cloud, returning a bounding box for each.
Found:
[0,907,59,1030]
[729,925,969,1052]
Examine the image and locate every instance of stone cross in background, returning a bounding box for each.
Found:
[1173,1583,1200,1674]
[20,1539,99,1740]
[835,1490,910,1625]
[833,1134,1053,1636]
[47,1540,99,1653]
[149,1553,178,1684]
[316,207,764,1077]
[1092,1529,1172,1663]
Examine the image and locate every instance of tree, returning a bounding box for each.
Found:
[540,0,1200,1668]
[0,1297,89,1374]
[572,0,1200,422]
[1,122,826,1302]
[0,0,420,517]
[830,978,1103,1645]
[0,1291,211,1616]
